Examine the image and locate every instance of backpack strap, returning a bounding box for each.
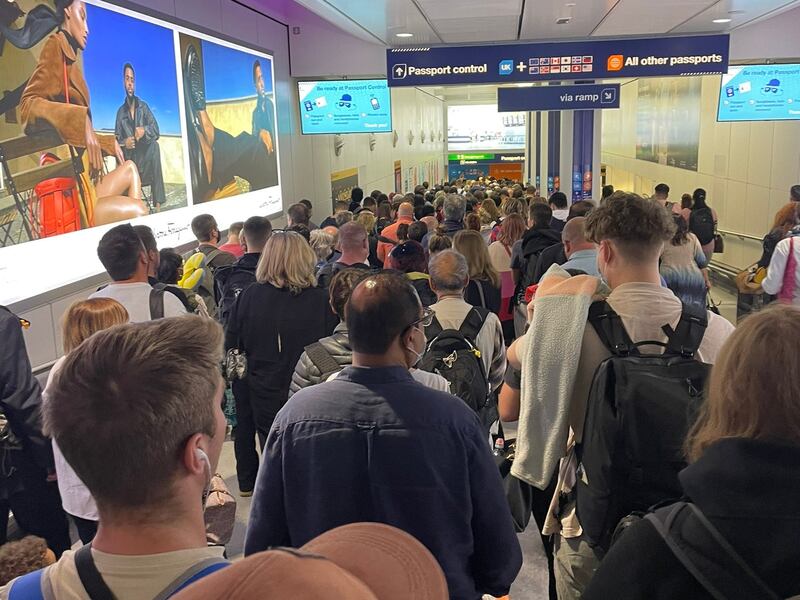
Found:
[424,314,444,341]
[645,502,781,600]
[205,248,223,269]
[458,307,489,343]
[304,341,341,379]
[74,544,115,600]
[153,558,229,600]
[149,285,166,320]
[663,303,708,358]
[471,280,487,309]
[9,569,45,600]
[588,300,637,357]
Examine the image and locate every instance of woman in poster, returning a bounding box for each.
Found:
[19,0,148,226]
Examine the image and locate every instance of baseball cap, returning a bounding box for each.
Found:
[171,523,448,600]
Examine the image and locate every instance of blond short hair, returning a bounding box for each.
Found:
[62,298,129,353]
[257,231,317,293]
[45,317,223,517]
[356,211,376,233]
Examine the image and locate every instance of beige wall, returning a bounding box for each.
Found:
[602,76,800,270]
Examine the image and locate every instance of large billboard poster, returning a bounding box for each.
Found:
[0,0,280,305]
[635,77,701,172]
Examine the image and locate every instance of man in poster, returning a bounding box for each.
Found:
[115,63,166,210]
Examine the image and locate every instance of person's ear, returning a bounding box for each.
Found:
[181,433,206,477]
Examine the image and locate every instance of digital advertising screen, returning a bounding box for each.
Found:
[447,105,526,151]
[718,64,800,122]
[0,0,281,305]
[298,79,392,135]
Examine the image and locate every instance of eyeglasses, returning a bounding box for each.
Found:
[406,307,435,330]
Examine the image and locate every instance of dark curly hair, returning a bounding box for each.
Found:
[0,536,50,585]
[585,191,675,260]
[388,241,427,274]
[671,214,689,246]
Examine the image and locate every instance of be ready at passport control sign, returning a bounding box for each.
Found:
[387,34,729,87]
[298,79,392,135]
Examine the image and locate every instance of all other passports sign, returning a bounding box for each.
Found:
[498,84,621,111]
[387,34,729,87]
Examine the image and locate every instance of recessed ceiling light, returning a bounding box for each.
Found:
[712,18,732,23]
[396,32,413,38]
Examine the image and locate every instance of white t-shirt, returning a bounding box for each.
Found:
[44,357,97,521]
[90,282,186,322]
[1,546,225,600]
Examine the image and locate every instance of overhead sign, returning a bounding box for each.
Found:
[447,152,525,163]
[498,84,620,111]
[387,34,729,87]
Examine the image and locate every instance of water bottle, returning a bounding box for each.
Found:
[492,437,505,457]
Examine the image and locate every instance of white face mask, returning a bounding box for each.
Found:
[404,326,426,369]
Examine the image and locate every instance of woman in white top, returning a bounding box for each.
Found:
[44,298,129,543]
[762,231,800,304]
[488,214,527,327]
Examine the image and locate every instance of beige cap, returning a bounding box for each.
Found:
[172,522,448,600]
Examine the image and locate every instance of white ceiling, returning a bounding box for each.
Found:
[291,0,800,46]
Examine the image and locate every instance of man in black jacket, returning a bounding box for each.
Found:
[216,216,272,496]
[0,307,70,555]
[533,200,595,283]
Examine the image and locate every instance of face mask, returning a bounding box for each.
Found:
[404,326,425,369]
[196,448,212,506]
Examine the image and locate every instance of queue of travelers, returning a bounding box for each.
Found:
[1,177,799,600]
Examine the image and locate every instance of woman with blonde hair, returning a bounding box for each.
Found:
[309,229,335,270]
[453,230,501,314]
[478,199,500,244]
[488,213,526,327]
[585,305,800,600]
[46,298,129,543]
[225,231,337,452]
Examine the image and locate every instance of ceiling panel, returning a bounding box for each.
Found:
[671,0,800,33]
[519,0,617,39]
[417,0,522,20]
[592,0,716,36]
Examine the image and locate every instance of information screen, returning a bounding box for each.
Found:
[718,64,800,122]
[448,105,526,151]
[0,0,281,305]
[298,80,392,134]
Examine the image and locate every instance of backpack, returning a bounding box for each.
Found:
[575,300,709,551]
[690,208,715,246]
[419,308,496,429]
[214,262,257,326]
[187,249,222,317]
[9,544,228,600]
[644,502,798,600]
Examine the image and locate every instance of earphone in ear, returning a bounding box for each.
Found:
[195,448,210,469]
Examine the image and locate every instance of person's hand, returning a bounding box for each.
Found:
[124,136,135,150]
[135,126,145,141]
[85,115,103,180]
[259,130,274,154]
[114,140,125,165]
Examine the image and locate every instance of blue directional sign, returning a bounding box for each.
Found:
[387,34,729,87]
[498,84,620,112]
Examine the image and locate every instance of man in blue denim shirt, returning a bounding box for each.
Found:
[245,272,522,600]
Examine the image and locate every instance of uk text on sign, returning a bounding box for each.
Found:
[387,35,729,87]
[498,84,621,111]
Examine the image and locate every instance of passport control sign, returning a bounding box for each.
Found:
[387,34,728,87]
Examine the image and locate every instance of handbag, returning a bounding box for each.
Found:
[494,423,533,533]
[204,473,237,546]
[713,233,724,254]
[706,293,721,315]
[735,263,766,294]
[778,236,797,303]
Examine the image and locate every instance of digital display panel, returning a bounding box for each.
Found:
[298,79,392,134]
[718,64,800,122]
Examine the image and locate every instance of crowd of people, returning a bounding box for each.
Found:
[1,177,799,599]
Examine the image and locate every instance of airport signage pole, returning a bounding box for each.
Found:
[387,34,729,87]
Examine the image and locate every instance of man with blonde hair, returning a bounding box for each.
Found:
[2,317,230,597]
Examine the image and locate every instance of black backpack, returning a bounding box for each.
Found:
[690,208,715,246]
[575,300,709,550]
[214,262,257,326]
[419,308,496,428]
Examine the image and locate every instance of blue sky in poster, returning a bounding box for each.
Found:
[718,64,800,122]
[201,40,273,101]
[82,3,181,135]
